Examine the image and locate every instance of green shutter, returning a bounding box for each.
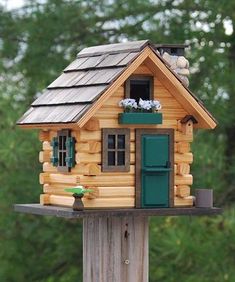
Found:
[65,137,75,168]
[50,137,59,166]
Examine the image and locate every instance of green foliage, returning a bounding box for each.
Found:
[0,0,234,281]
[150,209,235,282]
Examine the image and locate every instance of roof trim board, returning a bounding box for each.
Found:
[77,40,149,57]
[18,123,78,129]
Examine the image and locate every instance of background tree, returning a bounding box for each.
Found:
[0,0,234,281]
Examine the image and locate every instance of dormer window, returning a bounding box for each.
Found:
[170,47,178,55]
[125,75,153,102]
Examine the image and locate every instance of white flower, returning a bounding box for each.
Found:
[119,98,162,112]
[138,98,152,110]
[119,98,138,110]
[151,100,162,110]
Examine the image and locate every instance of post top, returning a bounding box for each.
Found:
[14,204,222,219]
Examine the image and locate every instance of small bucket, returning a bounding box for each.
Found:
[195,189,213,208]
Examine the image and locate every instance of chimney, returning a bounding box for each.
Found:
[154,44,190,87]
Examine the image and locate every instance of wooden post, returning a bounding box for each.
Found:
[83,216,149,282]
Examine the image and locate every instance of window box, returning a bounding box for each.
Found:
[118,112,162,124]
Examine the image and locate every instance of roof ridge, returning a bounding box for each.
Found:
[77,40,151,58]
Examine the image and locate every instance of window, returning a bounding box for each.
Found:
[125,75,153,102]
[102,129,130,172]
[51,129,76,172]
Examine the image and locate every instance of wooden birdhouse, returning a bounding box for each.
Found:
[17,40,217,210]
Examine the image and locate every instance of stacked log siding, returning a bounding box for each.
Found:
[40,63,194,208]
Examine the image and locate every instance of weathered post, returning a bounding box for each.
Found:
[83,216,148,282]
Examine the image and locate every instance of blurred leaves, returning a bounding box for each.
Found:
[0,0,234,281]
[150,210,235,282]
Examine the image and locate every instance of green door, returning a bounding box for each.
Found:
[141,134,170,208]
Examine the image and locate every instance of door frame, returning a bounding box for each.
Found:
[135,128,174,208]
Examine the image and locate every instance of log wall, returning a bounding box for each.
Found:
[40,63,194,208]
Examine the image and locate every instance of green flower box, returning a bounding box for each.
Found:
[118,112,162,124]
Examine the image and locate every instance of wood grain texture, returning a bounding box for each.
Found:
[43,185,135,198]
[175,174,193,185]
[42,141,51,151]
[76,141,101,153]
[39,150,51,163]
[83,216,148,282]
[83,117,100,131]
[177,163,190,175]
[44,194,135,208]
[43,162,101,175]
[40,194,50,205]
[175,153,193,163]
[175,185,190,198]
[175,130,193,142]
[39,173,80,185]
[174,164,178,175]
[76,141,135,154]
[176,142,190,153]
[75,152,135,165]
[39,130,50,141]
[98,118,179,129]
[79,175,135,187]
[76,129,135,142]
[83,196,135,208]
[132,64,153,75]
[174,196,194,207]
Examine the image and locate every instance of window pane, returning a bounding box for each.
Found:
[170,47,178,55]
[62,136,66,150]
[62,152,66,166]
[108,151,115,166]
[117,151,125,166]
[108,135,115,149]
[130,80,150,102]
[59,136,63,150]
[59,152,63,166]
[118,135,125,149]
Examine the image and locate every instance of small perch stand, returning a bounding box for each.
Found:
[64,186,93,211]
[72,194,84,211]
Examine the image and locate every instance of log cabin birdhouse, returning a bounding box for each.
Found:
[17,40,217,210]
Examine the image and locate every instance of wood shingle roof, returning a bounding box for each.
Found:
[18,40,148,125]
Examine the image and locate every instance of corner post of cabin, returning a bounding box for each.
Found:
[83,216,149,282]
